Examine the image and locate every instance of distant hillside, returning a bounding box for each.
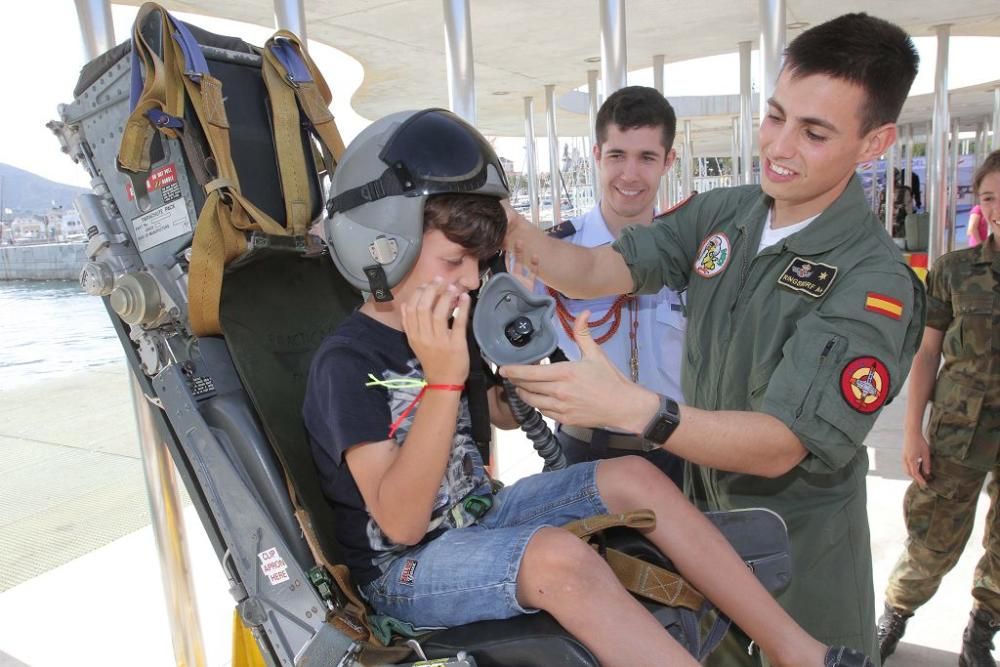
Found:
[0,163,89,215]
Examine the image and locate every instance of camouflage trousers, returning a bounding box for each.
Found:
[885,455,1000,616]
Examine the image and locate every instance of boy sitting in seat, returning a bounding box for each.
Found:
[303,108,871,667]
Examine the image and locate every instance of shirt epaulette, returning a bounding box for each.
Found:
[657,193,697,218]
[546,220,577,239]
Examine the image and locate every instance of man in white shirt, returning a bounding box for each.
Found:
[540,86,687,486]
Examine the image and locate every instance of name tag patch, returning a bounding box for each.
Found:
[777,257,837,298]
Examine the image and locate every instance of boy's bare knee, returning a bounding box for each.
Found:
[597,456,679,512]
[517,527,611,608]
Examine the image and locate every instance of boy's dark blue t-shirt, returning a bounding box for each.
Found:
[303,309,491,586]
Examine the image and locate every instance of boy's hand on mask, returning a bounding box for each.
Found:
[401,277,470,385]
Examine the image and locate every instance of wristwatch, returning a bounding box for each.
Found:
[642,394,681,445]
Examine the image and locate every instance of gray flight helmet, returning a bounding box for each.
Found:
[325,108,510,299]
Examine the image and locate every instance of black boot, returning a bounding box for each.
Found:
[960,608,1000,667]
[876,603,912,662]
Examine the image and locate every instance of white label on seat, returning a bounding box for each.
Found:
[131,200,192,252]
[258,547,290,585]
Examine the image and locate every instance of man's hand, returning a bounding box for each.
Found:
[401,278,470,385]
[499,310,656,432]
[902,429,932,487]
[505,238,540,293]
[501,199,532,246]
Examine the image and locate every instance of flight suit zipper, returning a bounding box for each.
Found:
[795,336,841,418]
[729,227,752,314]
[715,227,750,407]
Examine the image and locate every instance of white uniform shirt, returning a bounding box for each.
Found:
[538,206,687,402]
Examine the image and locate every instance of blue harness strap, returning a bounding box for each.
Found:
[269,38,314,85]
[129,47,143,112]
[171,19,210,81]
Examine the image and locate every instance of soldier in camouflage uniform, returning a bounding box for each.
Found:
[879,150,1000,666]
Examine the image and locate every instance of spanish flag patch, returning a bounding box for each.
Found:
[865,292,903,320]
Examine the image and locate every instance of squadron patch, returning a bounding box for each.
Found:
[864,292,904,320]
[840,356,890,414]
[777,257,837,298]
[694,233,731,278]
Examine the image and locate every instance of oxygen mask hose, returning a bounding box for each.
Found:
[502,377,567,471]
[472,272,567,471]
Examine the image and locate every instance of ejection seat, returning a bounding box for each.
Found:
[50,5,792,665]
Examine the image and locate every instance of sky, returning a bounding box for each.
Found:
[1,2,999,188]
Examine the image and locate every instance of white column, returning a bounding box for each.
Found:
[442,0,476,124]
[274,0,307,43]
[978,117,989,166]
[948,116,960,252]
[588,69,600,205]
[885,143,896,236]
[928,25,951,264]
[904,124,914,206]
[599,0,627,95]
[739,41,754,185]
[758,0,785,123]
[73,0,115,60]
[654,54,669,212]
[545,84,561,226]
[993,86,1000,151]
[731,116,740,187]
[682,120,693,197]
[523,97,540,226]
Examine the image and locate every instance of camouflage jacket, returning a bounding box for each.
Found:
[925,237,1000,468]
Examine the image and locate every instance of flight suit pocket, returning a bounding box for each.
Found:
[952,292,993,358]
[928,381,985,461]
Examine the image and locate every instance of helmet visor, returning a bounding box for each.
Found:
[327,108,509,215]
[379,109,509,194]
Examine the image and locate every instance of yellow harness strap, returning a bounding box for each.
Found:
[262,31,347,165]
[261,58,311,236]
[562,510,706,612]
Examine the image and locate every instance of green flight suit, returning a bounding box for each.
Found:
[613,176,926,664]
[885,237,1000,618]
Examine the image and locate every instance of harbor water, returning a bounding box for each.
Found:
[0,280,124,391]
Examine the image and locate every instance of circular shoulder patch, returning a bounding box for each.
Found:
[840,357,890,414]
[693,232,731,278]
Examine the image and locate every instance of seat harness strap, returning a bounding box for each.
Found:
[561,510,706,612]
[118,3,347,336]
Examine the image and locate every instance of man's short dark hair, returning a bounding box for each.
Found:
[423,194,507,261]
[783,13,918,135]
[595,86,677,153]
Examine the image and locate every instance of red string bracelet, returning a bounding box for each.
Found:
[387,383,465,438]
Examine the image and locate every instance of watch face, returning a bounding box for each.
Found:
[643,396,679,445]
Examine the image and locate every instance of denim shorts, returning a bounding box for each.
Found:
[360,460,608,629]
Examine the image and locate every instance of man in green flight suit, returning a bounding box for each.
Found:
[500,13,925,665]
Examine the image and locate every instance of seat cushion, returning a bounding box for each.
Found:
[422,612,597,667]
